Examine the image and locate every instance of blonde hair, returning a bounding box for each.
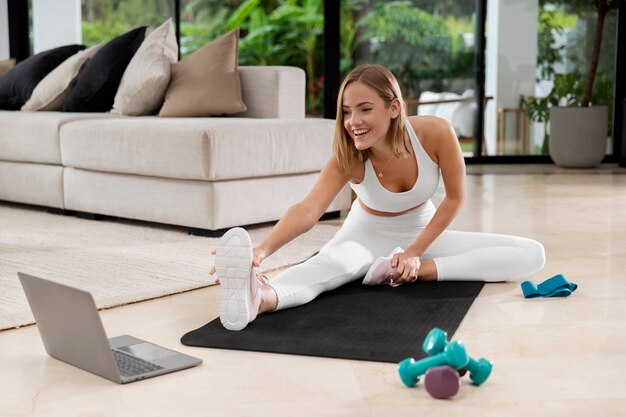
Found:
[333,64,409,173]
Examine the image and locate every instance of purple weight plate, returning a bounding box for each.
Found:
[424,366,460,399]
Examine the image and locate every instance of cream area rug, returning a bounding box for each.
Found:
[0,203,341,330]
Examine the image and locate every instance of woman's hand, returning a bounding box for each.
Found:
[391,252,421,284]
[209,246,267,285]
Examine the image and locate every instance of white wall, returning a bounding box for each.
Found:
[32,0,81,53]
[0,0,10,60]
[485,0,539,155]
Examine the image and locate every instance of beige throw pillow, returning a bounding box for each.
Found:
[0,59,16,76]
[111,18,178,115]
[21,44,103,111]
[158,28,246,117]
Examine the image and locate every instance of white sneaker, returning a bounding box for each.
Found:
[216,227,261,331]
[362,247,404,287]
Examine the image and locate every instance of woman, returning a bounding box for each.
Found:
[211,64,545,331]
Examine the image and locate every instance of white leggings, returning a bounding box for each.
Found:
[271,200,546,310]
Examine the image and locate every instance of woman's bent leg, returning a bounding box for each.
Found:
[267,200,436,310]
[422,230,546,282]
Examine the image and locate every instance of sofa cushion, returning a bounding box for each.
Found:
[60,117,336,180]
[0,111,122,164]
[63,168,350,230]
[0,161,64,208]
[416,91,441,116]
[236,66,305,119]
[417,90,475,138]
[0,44,85,110]
[63,27,146,112]
[158,29,246,117]
[21,44,104,111]
[111,19,178,116]
[455,89,475,138]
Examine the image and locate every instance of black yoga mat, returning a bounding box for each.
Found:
[181,280,484,363]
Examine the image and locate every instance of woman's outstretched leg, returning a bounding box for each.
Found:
[216,223,401,329]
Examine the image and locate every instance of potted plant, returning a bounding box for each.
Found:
[523,0,622,167]
[549,72,610,168]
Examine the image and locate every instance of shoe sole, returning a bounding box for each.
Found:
[216,227,253,331]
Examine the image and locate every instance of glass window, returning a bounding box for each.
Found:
[179,0,232,57]
[180,0,325,116]
[81,1,175,47]
[516,2,617,157]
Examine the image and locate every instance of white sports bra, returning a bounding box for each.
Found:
[349,119,440,213]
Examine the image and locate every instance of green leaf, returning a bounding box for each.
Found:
[270,5,302,22]
[295,15,324,26]
[226,0,261,31]
[303,0,322,15]
[249,8,269,32]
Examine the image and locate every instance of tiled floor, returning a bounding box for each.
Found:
[2,165,625,417]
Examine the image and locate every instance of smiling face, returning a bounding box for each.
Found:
[341,81,400,152]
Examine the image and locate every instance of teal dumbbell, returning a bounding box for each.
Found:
[422,327,493,386]
[398,340,469,387]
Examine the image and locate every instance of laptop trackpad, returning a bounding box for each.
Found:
[118,342,176,361]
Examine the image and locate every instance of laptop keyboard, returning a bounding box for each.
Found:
[112,349,164,378]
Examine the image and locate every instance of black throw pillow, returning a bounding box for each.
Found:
[0,44,85,110]
[63,27,146,112]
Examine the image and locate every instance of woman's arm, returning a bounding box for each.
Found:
[254,157,351,264]
[406,118,466,256]
[394,117,466,281]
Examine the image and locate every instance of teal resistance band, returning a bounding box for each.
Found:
[521,274,578,298]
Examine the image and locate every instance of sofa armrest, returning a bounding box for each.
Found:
[236,66,305,119]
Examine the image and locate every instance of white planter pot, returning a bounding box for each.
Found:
[549,106,608,168]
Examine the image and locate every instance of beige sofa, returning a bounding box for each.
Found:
[0,66,351,235]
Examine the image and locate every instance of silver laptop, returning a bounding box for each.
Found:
[18,272,202,384]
